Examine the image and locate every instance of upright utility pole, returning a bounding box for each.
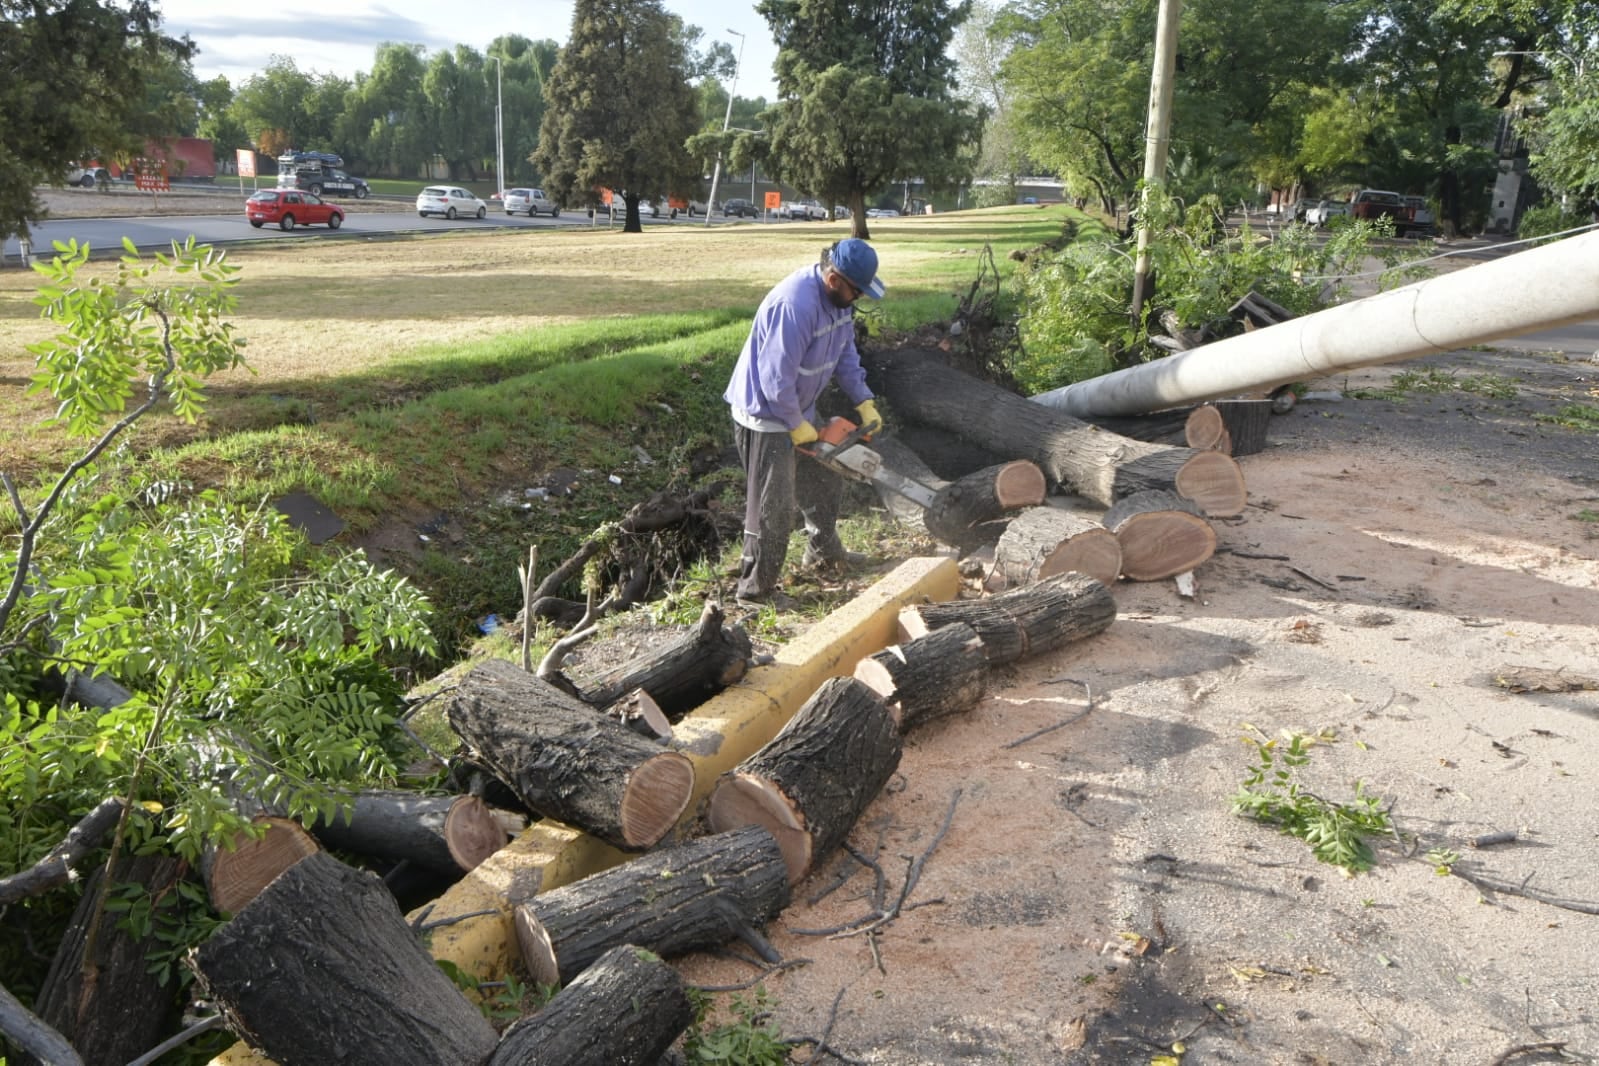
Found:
[490,56,505,200]
[704,28,746,226]
[1130,0,1183,322]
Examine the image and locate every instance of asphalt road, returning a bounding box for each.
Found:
[0,196,775,262]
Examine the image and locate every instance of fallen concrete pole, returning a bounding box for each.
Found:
[1032,231,1599,418]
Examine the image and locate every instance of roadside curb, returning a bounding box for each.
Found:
[211,555,959,1064]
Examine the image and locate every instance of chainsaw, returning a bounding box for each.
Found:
[800,416,939,510]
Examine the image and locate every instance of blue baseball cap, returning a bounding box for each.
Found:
[831,238,885,300]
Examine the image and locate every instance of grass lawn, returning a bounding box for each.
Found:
[1,205,1075,654]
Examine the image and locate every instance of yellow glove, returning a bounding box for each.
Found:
[788,421,819,445]
[855,400,883,434]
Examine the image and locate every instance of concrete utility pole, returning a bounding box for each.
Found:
[490,56,505,201]
[1130,0,1183,323]
[704,28,746,226]
[1033,231,1599,417]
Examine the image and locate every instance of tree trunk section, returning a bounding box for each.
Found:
[203,815,320,914]
[853,623,988,732]
[866,348,1246,515]
[1211,399,1272,456]
[573,601,752,719]
[1102,489,1218,581]
[867,436,948,532]
[707,677,902,884]
[310,791,508,874]
[15,854,183,1066]
[924,462,1048,553]
[899,571,1117,666]
[487,945,693,1066]
[514,824,790,986]
[894,422,1006,480]
[447,658,694,851]
[193,850,499,1066]
[992,507,1123,588]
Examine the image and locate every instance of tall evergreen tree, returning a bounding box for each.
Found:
[755,0,982,236]
[533,0,702,233]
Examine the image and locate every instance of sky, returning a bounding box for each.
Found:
[154,0,781,103]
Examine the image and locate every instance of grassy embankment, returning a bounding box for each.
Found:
[0,206,1075,654]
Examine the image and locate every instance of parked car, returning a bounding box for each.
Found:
[1349,188,1408,230]
[666,196,707,218]
[782,198,827,221]
[1305,199,1350,226]
[1402,195,1435,236]
[246,188,345,231]
[833,204,851,220]
[1288,197,1318,222]
[278,150,344,169]
[504,187,559,217]
[866,207,900,218]
[720,198,759,218]
[64,166,109,188]
[416,186,488,219]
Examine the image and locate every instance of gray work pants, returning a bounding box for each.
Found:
[734,424,844,598]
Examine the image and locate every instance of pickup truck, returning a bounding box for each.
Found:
[1349,189,1408,230]
[277,165,370,200]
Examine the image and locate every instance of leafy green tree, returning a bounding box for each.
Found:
[0,0,195,240]
[533,0,703,232]
[492,35,563,184]
[425,46,491,180]
[953,0,1032,206]
[230,56,321,151]
[755,0,982,236]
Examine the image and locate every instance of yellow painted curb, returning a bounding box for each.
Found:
[212,555,957,1064]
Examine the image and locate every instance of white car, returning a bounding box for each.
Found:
[783,199,827,221]
[1305,199,1350,226]
[416,186,487,219]
[504,187,559,217]
[865,207,900,218]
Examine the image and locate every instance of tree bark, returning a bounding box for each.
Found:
[309,791,508,875]
[203,815,320,915]
[924,462,1048,553]
[0,984,81,1066]
[193,851,499,1066]
[892,423,1006,480]
[992,507,1123,588]
[487,945,693,1066]
[853,623,989,732]
[1211,399,1272,457]
[513,824,790,987]
[899,571,1117,666]
[708,677,902,884]
[14,854,183,1066]
[1102,489,1218,581]
[0,797,123,907]
[573,601,752,720]
[447,658,695,851]
[867,436,947,532]
[865,348,1246,515]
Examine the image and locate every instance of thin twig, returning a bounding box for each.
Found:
[1003,682,1092,749]
[1489,1040,1568,1065]
[689,956,811,992]
[419,907,501,932]
[124,1013,226,1066]
[1449,866,1599,916]
[1288,565,1337,590]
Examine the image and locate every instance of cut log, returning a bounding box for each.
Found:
[513,824,790,987]
[899,571,1117,666]
[1102,489,1218,581]
[1184,405,1227,450]
[992,507,1123,588]
[447,658,694,851]
[310,791,508,874]
[487,945,694,1066]
[707,677,902,884]
[924,461,1048,553]
[1211,399,1272,456]
[866,436,948,532]
[193,850,500,1066]
[203,814,320,914]
[575,601,752,719]
[866,349,1246,516]
[601,688,674,740]
[854,623,989,732]
[14,853,183,1066]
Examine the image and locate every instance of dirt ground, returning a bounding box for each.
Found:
[671,342,1599,1065]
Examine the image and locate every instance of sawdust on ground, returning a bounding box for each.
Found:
[672,344,1599,1066]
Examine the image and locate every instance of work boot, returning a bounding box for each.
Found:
[802,547,868,571]
[735,589,798,611]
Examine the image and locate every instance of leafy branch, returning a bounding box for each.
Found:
[1231,732,1392,873]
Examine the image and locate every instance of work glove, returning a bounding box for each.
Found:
[788,421,819,446]
[855,400,883,434]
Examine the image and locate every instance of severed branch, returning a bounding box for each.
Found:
[536,586,620,679]
[689,956,811,993]
[1447,865,1599,916]
[0,797,125,906]
[0,980,83,1066]
[124,1013,226,1066]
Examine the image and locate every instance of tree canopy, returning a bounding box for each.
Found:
[532,0,703,232]
[755,0,983,236]
[0,0,195,240]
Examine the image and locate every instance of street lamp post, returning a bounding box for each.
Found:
[489,56,505,201]
[704,28,745,226]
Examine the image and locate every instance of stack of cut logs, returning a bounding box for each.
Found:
[178,350,1259,1066]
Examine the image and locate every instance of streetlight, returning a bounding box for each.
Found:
[704,28,746,226]
[1493,49,1586,80]
[489,55,505,201]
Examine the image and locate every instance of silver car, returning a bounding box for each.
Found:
[504,187,559,217]
[416,186,487,219]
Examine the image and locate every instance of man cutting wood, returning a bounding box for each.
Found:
[724,238,886,609]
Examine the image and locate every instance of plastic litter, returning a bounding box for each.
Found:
[477,613,499,635]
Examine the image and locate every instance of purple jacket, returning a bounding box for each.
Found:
[724,264,872,432]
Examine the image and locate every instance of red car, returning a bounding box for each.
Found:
[246,189,345,231]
